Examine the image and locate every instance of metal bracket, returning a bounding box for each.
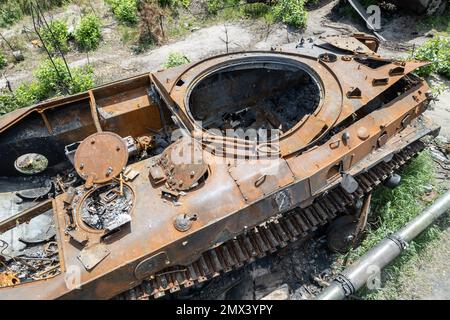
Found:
[335,274,355,297]
[387,234,409,250]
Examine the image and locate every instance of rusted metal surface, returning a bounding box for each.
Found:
[119,140,425,299]
[74,132,128,188]
[320,34,377,55]
[0,74,162,177]
[155,139,208,191]
[0,272,20,288]
[0,34,441,299]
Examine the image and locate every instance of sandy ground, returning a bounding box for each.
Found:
[0,0,449,300]
[426,77,450,139]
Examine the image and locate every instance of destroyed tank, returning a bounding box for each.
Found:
[0,34,440,299]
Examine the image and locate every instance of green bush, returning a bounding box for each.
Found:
[0,58,94,115]
[410,37,450,78]
[206,0,221,14]
[0,90,19,115]
[35,57,94,98]
[272,0,308,28]
[164,52,189,68]
[0,51,7,69]
[74,13,102,51]
[69,64,94,93]
[0,82,40,115]
[40,19,69,53]
[0,0,23,28]
[34,58,69,99]
[107,0,138,25]
[14,82,41,106]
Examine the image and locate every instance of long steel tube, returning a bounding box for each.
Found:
[316,190,450,300]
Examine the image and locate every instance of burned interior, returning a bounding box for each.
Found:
[188,59,321,139]
[0,34,441,299]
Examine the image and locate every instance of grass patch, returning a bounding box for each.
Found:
[335,150,449,299]
[364,212,450,300]
[166,14,199,39]
[349,151,435,260]
[0,51,6,69]
[241,2,271,19]
[164,51,189,68]
[209,5,246,22]
[119,24,140,45]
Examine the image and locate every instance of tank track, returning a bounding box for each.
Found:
[117,140,426,300]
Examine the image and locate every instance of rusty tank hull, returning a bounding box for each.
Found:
[0,34,440,299]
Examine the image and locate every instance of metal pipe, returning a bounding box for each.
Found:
[316,190,450,300]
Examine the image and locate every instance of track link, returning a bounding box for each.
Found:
[117,141,425,300]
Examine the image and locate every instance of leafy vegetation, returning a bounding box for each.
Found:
[107,0,139,25]
[74,13,102,51]
[0,91,21,115]
[34,58,93,98]
[0,51,7,69]
[68,64,95,93]
[0,0,23,28]
[204,0,311,28]
[0,81,41,115]
[410,37,450,78]
[272,0,308,28]
[164,52,189,68]
[0,0,72,28]
[40,19,70,53]
[0,58,94,115]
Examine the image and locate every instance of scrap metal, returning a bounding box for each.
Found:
[0,34,441,299]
